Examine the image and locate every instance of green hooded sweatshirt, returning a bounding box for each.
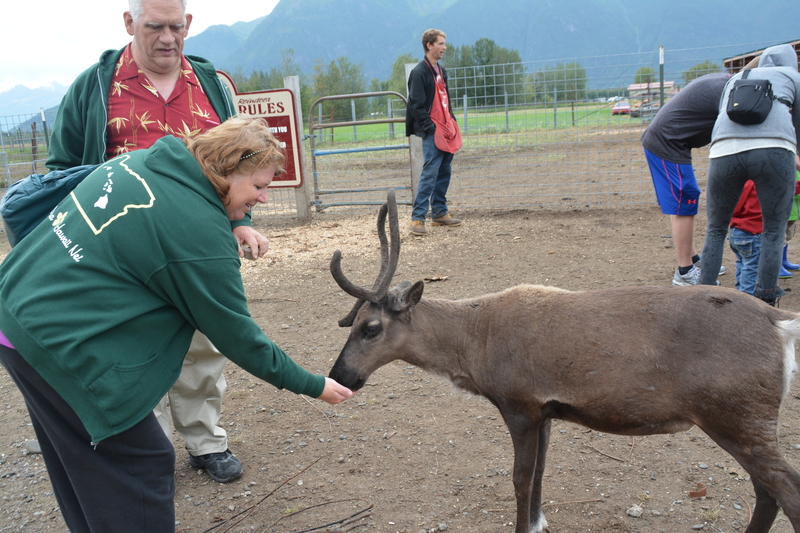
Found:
[0,136,324,443]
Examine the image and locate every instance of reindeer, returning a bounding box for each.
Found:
[328,190,800,533]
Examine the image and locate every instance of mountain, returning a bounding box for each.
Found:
[3,0,798,116]
[192,0,797,83]
[12,106,60,134]
[0,83,68,118]
[215,0,425,80]
[182,16,266,67]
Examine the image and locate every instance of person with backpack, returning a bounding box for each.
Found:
[45,0,252,483]
[699,44,800,306]
[0,117,355,532]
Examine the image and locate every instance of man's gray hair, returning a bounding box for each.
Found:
[128,0,187,22]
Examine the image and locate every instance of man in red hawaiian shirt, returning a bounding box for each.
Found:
[105,45,221,157]
[46,0,260,483]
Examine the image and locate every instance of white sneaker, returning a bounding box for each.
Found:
[693,256,726,276]
[672,265,700,286]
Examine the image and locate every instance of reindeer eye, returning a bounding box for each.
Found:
[362,320,382,339]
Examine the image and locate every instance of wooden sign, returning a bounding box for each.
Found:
[217,71,303,188]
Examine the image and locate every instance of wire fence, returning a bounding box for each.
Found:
[0,111,55,188]
[281,39,796,219]
[2,39,795,221]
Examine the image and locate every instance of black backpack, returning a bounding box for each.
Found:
[726,69,789,125]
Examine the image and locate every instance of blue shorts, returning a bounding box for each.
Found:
[644,148,700,216]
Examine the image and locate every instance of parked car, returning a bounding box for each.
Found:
[611,101,631,115]
[631,102,661,118]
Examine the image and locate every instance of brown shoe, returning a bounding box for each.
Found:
[410,219,427,236]
[432,214,461,227]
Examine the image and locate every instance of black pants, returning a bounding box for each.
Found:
[700,147,795,301]
[0,345,176,532]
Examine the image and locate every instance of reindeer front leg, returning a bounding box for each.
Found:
[529,419,551,532]
[503,411,547,533]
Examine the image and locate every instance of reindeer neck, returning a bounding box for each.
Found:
[406,296,491,395]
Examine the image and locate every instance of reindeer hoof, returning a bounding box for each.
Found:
[530,513,548,533]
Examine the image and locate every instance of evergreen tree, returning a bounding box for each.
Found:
[634,67,657,84]
[311,57,367,122]
[444,39,525,108]
[534,62,588,103]
[683,61,722,85]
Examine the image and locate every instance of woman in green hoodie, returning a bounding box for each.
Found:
[0,116,354,532]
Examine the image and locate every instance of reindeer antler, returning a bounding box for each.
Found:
[331,189,400,327]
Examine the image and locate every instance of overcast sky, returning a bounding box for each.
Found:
[0,0,279,93]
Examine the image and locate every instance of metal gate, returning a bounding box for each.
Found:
[308,91,412,211]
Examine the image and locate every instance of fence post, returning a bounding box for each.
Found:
[659,46,665,106]
[41,108,50,150]
[351,99,358,142]
[30,122,38,174]
[409,135,423,202]
[317,105,322,142]
[404,63,415,98]
[462,93,468,134]
[0,152,9,189]
[284,75,311,222]
[0,128,9,187]
[504,92,509,133]
[553,86,558,129]
[388,99,395,139]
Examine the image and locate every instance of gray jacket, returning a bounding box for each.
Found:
[712,44,800,150]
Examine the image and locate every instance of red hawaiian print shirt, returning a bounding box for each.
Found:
[105,44,221,158]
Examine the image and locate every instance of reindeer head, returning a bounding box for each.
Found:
[328,190,425,391]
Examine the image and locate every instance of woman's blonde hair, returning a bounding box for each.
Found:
[186,116,285,201]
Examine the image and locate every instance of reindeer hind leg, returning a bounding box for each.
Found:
[702,425,800,533]
[745,462,800,533]
[746,482,780,533]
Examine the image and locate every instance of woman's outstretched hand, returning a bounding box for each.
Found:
[317,377,356,404]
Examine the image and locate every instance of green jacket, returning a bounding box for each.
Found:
[45,47,250,229]
[46,46,235,171]
[0,136,324,442]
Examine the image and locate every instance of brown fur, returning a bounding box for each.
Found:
[329,192,800,533]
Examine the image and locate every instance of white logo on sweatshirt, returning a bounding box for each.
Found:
[48,212,84,263]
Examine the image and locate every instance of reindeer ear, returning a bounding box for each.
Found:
[386,280,424,312]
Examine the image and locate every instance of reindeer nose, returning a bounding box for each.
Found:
[328,364,346,384]
[328,364,364,391]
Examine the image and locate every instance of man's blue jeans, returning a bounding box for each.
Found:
[728,226,762,295]
[412,133,454,221]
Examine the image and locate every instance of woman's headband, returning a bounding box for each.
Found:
[240,148,268,161]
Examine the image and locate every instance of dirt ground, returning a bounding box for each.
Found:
[3,205,800,533]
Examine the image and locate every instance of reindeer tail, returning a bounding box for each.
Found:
[776,318,800,397]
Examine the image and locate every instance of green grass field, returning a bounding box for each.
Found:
[310,102,643,147]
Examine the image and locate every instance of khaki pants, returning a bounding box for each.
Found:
[153,331,228,456]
